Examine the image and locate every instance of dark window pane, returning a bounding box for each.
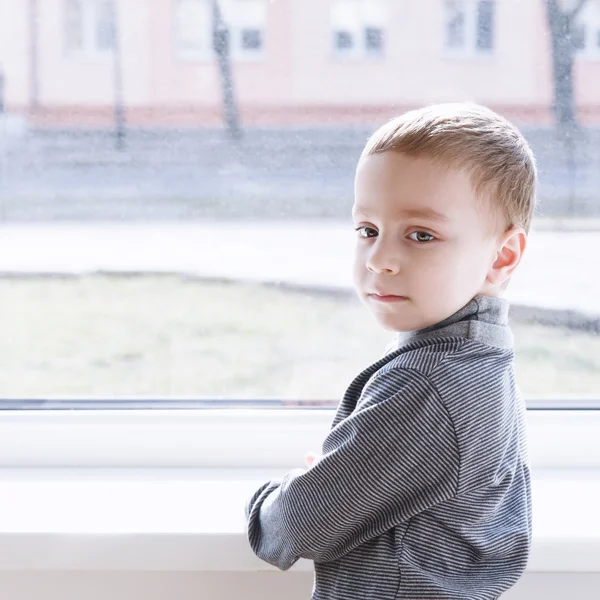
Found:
[241,28,262,50]
[335,30,354,50]
[477,0,495,51]
[365,27,384,53]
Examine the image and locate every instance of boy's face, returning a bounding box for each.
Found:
[353,151,507,332]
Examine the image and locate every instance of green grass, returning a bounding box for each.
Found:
[0,275,598,399]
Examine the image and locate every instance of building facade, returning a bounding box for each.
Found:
[0,0,599,127]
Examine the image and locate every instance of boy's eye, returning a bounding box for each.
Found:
[408,231,435,243]
[355,226,378,238]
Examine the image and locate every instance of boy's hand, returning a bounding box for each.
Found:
[305,451,322,468]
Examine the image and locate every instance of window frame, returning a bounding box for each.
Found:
[173,0,213,62]
[443,0,496,59]
[173,0,266,63]
[331,0,385,61]
[1,402,599,470]
[574,0,600,60]
[64,0,116,61]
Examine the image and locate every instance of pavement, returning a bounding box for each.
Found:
[0,220,597,321]
[0,125,599,221]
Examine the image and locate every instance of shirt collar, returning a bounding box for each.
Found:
[391,294,513,351]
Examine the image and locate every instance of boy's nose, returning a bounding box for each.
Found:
[366,241,402,275]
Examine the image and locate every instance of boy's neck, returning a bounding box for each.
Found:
[392,295,513,351]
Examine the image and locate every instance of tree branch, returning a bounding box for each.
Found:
[568,0,589,20]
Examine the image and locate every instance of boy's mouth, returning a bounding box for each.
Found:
[368,293,408,303]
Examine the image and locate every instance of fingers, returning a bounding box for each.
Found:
[305,451,321,468]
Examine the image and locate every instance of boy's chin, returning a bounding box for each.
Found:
[370,312,418,333]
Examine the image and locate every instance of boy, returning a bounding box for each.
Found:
[245,103,534,600]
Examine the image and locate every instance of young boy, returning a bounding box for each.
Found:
[245,103,535,600]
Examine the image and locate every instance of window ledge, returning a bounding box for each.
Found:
[442,50,495,60]
[2,409,600,470]
[0,468,599,573]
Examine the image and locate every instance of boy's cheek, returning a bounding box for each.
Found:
[352,262,369,295]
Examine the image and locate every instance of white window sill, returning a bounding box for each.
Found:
[0,467,599,573]
[1,409,600,470]
[175,51,265,62]
[332,52,384,61]
[65,52,115,63]
[442,49,494,60]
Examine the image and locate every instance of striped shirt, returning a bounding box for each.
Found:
[245,294,532,600]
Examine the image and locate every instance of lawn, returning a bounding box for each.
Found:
[0,275,598,400]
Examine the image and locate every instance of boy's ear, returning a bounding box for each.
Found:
[486,226,527,286]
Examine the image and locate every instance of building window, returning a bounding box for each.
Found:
[365,26,384,54]
[331,0,385,59]
[65,0,116,58]
[444,0,495,56]
[446,0,466,48]
[228,0,266,58]
[476,0,494,50]
[174,0,213,60]
[241,28,262,51]
[174,0,266,61]
[336,31,354,51]
[574,1,600,59]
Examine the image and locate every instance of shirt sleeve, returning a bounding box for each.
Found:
[244,367,461,570]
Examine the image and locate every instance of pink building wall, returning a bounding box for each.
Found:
[0,0,31,107]
[0,0,598,126]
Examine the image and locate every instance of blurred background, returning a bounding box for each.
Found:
[0,0,598,402]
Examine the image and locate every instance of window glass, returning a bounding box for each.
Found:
[64,0,115,57]
[445,0,466,49]
[476,0,494,51]
[64,0,84,54]
[445,0,494,54]
[96,0,116,52]
[174,0,212,59]
[332,0,360,54]
[332,0,385,58]
[0,0,598,403]
[365,27,384,55]
[574,0,600,58]
[175,0,266,60]
[222,0,266,58]
[336,31,354,51]
[241,29,262,51]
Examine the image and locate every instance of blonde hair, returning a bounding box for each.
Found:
[361,103,537,234]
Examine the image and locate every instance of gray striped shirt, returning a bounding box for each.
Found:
[245,295,532,599]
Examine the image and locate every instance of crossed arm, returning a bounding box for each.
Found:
[244,368,461,570]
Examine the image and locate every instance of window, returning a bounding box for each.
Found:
[446,0,466,48]
[445,0,495,55]
[365,27,384,54]
[0,0,598,434]
[241,28,262,51]
[574,0,600,59]
[174,0,266,61]
[173,0,212,60]
[225,0,266,58]
[331,0,385,59]
[65,0,116,58]
[476,0,494,50]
